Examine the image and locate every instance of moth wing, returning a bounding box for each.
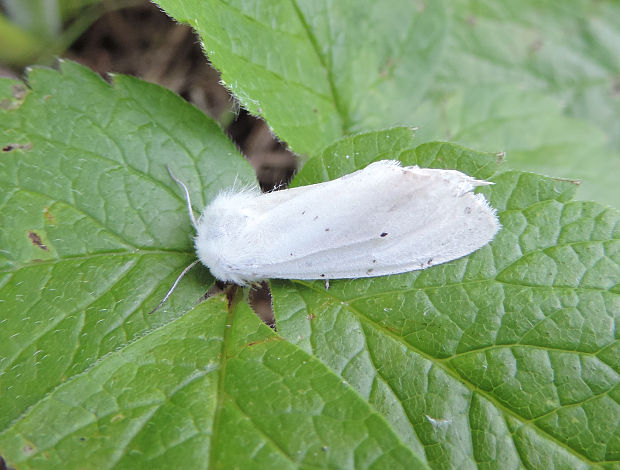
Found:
[229,160,499,280]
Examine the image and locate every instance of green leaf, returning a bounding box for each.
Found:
[274,132,620,469]
[154,0,620,206]
[411,85,619,207]
[0,297,426,469]
[415,0,620,206]
[0,62,429,469]
[1,62,618,469]
[0,0,103,66]
[292,128,500,188]
[3,0,62,38]
[154,0,448,157]
[0,12,43,66]
[0,59,254,429]
[440,1,620,150]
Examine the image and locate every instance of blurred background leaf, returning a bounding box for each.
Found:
[0,0,134,67]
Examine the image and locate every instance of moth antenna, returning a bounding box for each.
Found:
[166,164,198,230]
[148,259,200,314]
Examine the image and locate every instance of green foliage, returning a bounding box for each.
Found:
[0,1,619,469]
[277,131,620,468]
[0,0,105,67]
[156,0,620,206]
[0,296,427,469]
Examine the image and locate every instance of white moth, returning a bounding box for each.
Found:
[152,160,500,312]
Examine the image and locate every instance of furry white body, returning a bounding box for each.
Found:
[193,160,500,284]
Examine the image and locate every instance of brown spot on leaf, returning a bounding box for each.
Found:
[379,57,396,78]
[28,231,48,251]
[22,444,35,456]
[528,39,543,54]
[12,84,27,100]
[2,142,32,152]
[243,337,281,350]
[43,208,55,223]
[0,84,27,110]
